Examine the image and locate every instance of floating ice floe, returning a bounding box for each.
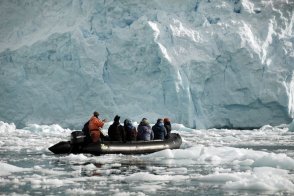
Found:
[0,162,30,176]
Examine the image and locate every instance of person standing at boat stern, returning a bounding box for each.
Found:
[108,115,125,142]
[137,118,154,141]
[164,118,172,139]
[152,118,167,140]
[89,111,107,143]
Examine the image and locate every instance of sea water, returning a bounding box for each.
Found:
[1,121,294,195]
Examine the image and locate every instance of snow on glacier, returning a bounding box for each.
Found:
[0,0,293,128]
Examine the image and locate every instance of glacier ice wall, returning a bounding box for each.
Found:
[0,0,293,129]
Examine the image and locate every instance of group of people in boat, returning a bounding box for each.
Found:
[83,111,172,143]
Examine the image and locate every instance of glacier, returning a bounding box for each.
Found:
[0,0,294,129]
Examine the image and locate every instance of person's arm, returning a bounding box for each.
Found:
[95,118,106,128]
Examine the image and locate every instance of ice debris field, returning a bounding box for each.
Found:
[1,121,294,195]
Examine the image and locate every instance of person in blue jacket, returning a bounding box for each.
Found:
[152,118,167,140]
[137,118,154,141]
[124,119,137,141]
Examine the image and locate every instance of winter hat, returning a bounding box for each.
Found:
[93,111,99,117]
[157,118,163,124]
[141,118,149,125]
[114,115,120,122]
[164,118,170,123]
[124,119,131,125]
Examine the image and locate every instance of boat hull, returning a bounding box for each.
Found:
[49,133,182,155]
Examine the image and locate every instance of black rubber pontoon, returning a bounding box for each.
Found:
[49,133,182,155]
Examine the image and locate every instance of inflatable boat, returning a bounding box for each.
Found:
[49,132,182,155]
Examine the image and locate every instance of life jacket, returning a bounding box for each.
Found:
[88,116,104,142]
[89,116,104,131]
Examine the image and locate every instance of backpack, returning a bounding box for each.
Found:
[82,120,92,143]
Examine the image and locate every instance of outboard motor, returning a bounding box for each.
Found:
[71,131,85,144]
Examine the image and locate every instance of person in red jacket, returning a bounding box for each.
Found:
[88,111,107,143]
